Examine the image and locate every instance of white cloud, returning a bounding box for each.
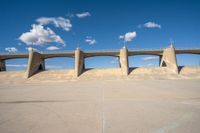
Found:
[18,43,22,46]
[46,46,60,50]
[5,47,18,53]
[85,36,96,45]
[147,63,153,67]
[19,24,65,45]
[76,12,91,18]
[142,56,159,61]
[6,64,27,67]
[36,17,72,31]
[119,31,137,42]
[26,47,39,52]
[119,35,124,39]
[66,13,74,18]
[143,22,161,29]
[110,58,119,64]
[46,65,64,69]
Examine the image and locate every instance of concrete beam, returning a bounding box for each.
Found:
[26,49,45,78]
[160,45,178,74]
[120,47,129,75]
[75,48,84,77]
[0,60,6,71]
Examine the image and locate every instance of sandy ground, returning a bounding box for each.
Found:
[0,67,200,133]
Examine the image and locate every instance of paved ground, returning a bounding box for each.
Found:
[0,79,200,133]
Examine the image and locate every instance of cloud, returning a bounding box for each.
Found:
[85,36,96,45]
[110,58,119,64]
[142,22,161,29]
[76,12,91,18]
[6,64,27,67]
[46,46,60,50]
[119,35,124,39]
[119,31,137,42]
[46,65,64,69]
[147,63,153,67]
[26,47,39,52]
[142,56,159,61]
[19,24,65,45]
[5,47,18,53]
[66,13,74,18]
[36,17,72,31]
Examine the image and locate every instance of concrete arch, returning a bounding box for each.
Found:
[176,53,200,55]
[43,54,74,59]
[2,57,28,60]
[128,53,162,56]
[84,55,119,58]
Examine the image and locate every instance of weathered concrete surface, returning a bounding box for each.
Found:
[160,45,178,74]
[0,79,200,133]
[75,48,85,77]
[27,50,45,78]
[120,47,129,75]
[0,60,6,71]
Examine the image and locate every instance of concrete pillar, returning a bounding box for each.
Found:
[160,45,178,74]
[26,49,45,78]
[119,47,129,75]
[75,48,84,77]
[0,60,6,71]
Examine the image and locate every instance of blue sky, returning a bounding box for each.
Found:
[0,0,200,70]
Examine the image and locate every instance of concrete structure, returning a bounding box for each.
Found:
[27,49,45,78]
[160,44,178,73]
[75,48,85,77]
[0,46,200,78]
[120,47,129,75]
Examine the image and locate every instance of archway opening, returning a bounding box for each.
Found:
[5,58,28,71]
[45,57,74,70]
[85,56,119,69]
[128,55,160,68]
[176,54,200,67]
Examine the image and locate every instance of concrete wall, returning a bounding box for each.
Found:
[160,45,178,74]
[26,49,45,78]
[1,46,199,78]
[120,47,129,75]
[75,48,85,77]
[0,60,6,71]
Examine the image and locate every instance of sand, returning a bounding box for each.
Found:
[0,67,200,133]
